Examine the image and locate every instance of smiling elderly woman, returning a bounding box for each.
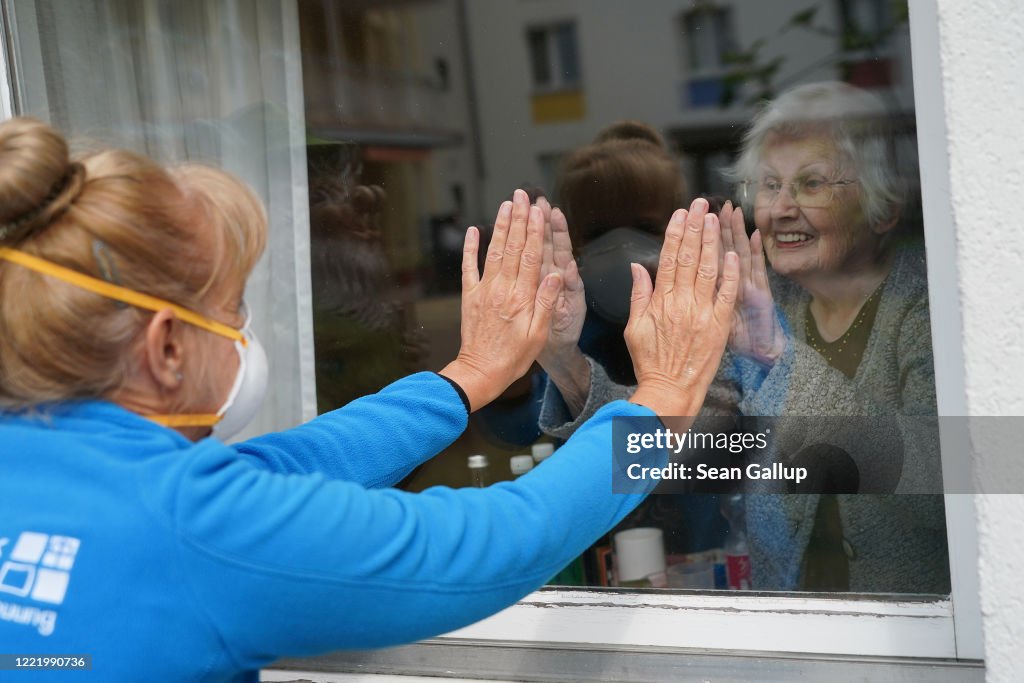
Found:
[538,82,949,594]
[721,81,948,593]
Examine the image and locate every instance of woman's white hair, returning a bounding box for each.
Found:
[729,81,904,228]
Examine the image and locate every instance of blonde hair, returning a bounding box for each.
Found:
[0,117,267,409]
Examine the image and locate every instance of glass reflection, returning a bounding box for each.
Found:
[299,0,946,595]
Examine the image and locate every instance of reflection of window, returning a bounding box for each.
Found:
[526,23,581,90]
[839,0,891,49]
[527,23,585,123]
[838,0,895,87]
[682,5,735,74]
[680,5,736,107]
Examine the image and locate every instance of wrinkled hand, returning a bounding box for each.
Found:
[626,199,738,418]
[536,197,586,366]
[719,201,787,365]
[440,189,563,411]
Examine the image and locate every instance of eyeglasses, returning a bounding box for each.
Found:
[741,175,858,209]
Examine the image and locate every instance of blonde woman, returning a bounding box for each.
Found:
[0,117,736,680]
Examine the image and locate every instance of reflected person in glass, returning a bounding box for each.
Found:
[543,120,685,387]
[538,82,949,594]
[538,121,733,564]
[308,177,425,412]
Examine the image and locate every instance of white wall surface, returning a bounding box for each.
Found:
[933,0,1024,680]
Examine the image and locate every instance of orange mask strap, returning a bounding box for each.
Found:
[0,247,248,429]
[0,247,246,345]
[146,414,222,428]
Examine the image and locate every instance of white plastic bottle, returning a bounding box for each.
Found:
[531,442,555,465]
[467,454,489,488]
[510,455,534,478]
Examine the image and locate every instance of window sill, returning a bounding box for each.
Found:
[438,588,956,658]
[266,639,983,683]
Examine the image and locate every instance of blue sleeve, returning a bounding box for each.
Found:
[171,399,656,668]
[233,372,468,488]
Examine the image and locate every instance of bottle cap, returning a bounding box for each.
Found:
[531,443,555,463]
[467,454,489,469]
[510,455,535,476]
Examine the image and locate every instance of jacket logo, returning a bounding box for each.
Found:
[0,532,80,605]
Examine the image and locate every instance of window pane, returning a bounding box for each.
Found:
[713,8,736,64]
[298,0,948,597]
[684,8,732,72]
[554,23,580,85]
[684,11,710,70]
[527,28,551,86]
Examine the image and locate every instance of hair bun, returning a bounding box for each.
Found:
[0,117,83,244]
[593,120,667,149]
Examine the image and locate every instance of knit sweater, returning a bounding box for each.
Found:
[540,244,949,593]
[0,372,656,682]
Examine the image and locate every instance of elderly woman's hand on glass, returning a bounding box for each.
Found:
[719,200,788,365]
[532,197,591,415]
[439,189,563,411]
[627,198,738,418]
[536,196,586,361]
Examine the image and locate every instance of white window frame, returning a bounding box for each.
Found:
[435,0,982,663]
[0,1,18,121]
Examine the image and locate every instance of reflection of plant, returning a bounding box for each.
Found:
[719,0,909,107]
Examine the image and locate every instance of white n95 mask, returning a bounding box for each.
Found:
[211,304,269,441]
[0,245,269,439]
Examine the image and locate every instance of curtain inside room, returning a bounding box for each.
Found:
[2,0,316,438]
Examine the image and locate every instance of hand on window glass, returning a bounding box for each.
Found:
[440,189,563,412]
[720,200,788,366]
[534,196,591,417]
[535,197,586,364]
[627,199,738,418]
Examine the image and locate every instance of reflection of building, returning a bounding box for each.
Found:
[461,0,915,205]
[298,0,483,293]
[300,0,916,290]
[296,0,923,414]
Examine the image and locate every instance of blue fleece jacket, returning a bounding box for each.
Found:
[0,372,653,681]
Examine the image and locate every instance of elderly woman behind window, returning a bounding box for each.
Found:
[539,82,949,594]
